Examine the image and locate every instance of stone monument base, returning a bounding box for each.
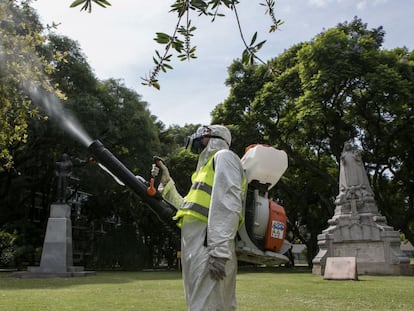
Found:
[12,203,95,278]
[312,218,413,276]
[314,257,413,276]
[355,262,413,275]
[12,267,95,278]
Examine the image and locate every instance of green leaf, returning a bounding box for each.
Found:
[152,81,160,90]
[70,0,87,8]
[154,33,171,44]
[250,32,258,46]
[94,0,112,8]
[97,0,111,5]
[254,40,267,51]
[242,50,250,64]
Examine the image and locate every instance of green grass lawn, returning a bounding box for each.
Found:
[1,268,413,311]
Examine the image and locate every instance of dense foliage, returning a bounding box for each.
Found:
[0,1,57,170]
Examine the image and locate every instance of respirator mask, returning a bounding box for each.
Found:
[185,126,226,154]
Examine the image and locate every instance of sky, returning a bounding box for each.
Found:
[31,0,414,127]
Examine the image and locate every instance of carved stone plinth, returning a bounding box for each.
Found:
[312,209,412,275]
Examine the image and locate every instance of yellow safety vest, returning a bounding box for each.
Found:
[173,154,215,227]
[173,153,246,228]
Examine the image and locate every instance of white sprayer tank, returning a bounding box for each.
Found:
[241,144,288,190]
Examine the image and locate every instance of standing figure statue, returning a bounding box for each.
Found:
[339,141,374,197]
[55,153,73,203]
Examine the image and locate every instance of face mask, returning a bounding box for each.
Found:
[185,126,210,154]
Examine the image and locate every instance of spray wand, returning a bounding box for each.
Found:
[87,140,179,236]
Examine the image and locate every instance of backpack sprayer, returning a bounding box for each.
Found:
[88,140,290,266]
[237,144,290,265]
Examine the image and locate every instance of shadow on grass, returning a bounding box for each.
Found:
[0,270,183,290]
[238,265,312,274]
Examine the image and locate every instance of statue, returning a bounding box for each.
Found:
[312,141,411,276]
[339,141,372,193]
[55,153,73,203]
[337,141,375,206]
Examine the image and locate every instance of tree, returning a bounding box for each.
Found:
[212,17,414,265]
[0,1,63,169]
[211,61,275,155]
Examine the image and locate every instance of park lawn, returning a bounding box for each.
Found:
[0,268,413,311]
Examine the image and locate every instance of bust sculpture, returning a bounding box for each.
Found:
[55,153,73,203]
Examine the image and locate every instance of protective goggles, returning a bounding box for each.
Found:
[184,126,225,154]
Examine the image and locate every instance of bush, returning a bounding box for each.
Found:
[0,229,17,267]
[0,222,44,269]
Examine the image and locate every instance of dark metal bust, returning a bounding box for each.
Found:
[55,153,73,202]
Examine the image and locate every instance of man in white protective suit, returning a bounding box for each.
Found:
[152,125,244,311]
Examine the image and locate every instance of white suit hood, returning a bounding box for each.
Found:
[197,125,231,171]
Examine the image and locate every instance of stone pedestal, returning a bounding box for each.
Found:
[13,203,95,278]
[313,142,412,276]
[312,185,412,275]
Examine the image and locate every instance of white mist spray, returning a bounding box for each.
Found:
[0,3,93,148]
[24,80,93,147]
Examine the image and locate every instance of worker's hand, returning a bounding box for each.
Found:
[151,160,171,185]
[208,256,227,281]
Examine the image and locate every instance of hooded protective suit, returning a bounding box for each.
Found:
[160,125,244,311]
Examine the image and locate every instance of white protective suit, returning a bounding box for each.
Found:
[161,125,244,311]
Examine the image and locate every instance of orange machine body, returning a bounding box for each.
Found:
[264,200,287,252]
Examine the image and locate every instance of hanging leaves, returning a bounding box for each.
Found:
[70,0,111,13]
[69,0,284,89]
